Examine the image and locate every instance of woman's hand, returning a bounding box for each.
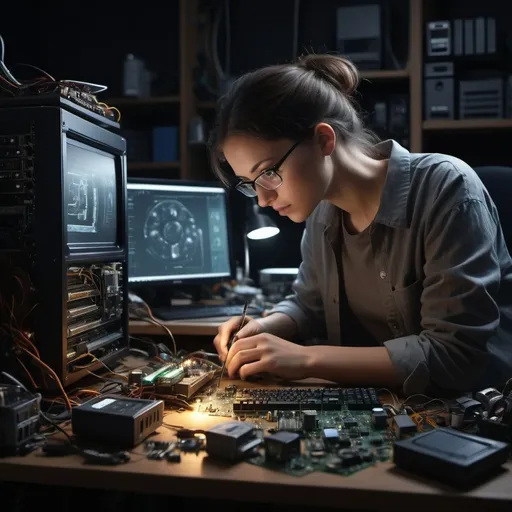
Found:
[225,333,312,381]
[213,316,265,362]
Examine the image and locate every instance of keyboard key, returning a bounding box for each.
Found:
[232,387,381,412]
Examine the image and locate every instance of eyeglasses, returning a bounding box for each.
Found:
[234,141,301,197]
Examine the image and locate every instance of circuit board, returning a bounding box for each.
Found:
[195,386,239,417]
[194,386,397,477]
[248,410,394,477]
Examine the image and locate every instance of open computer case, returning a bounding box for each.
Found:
[0,96,130,389]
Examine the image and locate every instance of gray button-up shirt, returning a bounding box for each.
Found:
[271,140,512,395]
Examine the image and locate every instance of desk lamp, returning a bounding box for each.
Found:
[243,202,280,284]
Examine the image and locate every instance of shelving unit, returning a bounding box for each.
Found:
[420,1,512,162]
[360,69,411,80]
[424,119,512,131]
[111,0,511,180]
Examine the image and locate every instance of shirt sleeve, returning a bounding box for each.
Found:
[269,220,326,342]
[384,198,504,395]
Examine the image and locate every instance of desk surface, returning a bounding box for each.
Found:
[1,380,512,511]
[129,317,225,337]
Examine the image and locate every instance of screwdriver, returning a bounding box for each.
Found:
[218,301,249,388]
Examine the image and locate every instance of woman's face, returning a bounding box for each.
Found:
[222,131,335,223]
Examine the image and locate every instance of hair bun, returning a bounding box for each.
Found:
[297,54,359,96]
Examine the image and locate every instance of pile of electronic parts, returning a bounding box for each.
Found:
[63,374,512,488]
[116,377,512,488]
[194,383,512,488]
[2,344,512,489]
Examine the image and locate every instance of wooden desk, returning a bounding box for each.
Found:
[1,380,512,511]
[129,317,226,337]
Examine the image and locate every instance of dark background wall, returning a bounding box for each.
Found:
[2,0,511,283]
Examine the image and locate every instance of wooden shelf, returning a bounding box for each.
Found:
[105,95,180,107]
[423,119,512,130]
[127,161,180,171]
[360,68,409,80]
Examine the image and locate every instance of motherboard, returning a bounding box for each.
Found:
[250,409,394,477]
[195,385,408,477]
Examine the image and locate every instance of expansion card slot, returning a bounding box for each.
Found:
[67,331,123,361]
[87,331,123,352]
[67,303,99,320]
[67,317,103,337]
[67,280,89,290]
[67,288,99,301]
[63,263,126,376]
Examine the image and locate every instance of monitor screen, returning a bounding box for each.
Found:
[127,181,232,283]
[65,139,118,249]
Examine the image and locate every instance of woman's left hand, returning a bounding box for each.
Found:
[225,333,312,381]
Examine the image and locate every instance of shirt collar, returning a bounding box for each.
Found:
[315,139,412,238]
[373,139,411,229]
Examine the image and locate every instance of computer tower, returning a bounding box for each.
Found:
[424,62,454,120]
[0,98,129,389]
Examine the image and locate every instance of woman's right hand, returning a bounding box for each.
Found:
[213,315,265,362]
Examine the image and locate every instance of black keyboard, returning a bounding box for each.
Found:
[152,304,264,321]
[233,387,381,412]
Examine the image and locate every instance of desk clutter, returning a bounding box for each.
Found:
[1,349,512,490]
[185,384,511,488]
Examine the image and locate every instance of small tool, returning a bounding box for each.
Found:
[218,302,249,388]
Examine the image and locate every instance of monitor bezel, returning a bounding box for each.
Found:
[126,177,235,287]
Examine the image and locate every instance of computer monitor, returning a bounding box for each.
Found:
[65,139,118,250]
[127,179,233,285]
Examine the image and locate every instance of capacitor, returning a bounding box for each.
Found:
[371,407,388,429]
[128,369,143,386]
[302,410,318,431]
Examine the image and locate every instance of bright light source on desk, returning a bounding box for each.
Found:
[246,203,280,240]
[260,267,299,275]
[247,226,280,240]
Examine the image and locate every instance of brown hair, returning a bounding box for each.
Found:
[209,54,380,185]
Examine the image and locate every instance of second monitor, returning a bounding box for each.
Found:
[127,179,233,285]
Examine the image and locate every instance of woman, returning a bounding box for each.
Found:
[209,54,512,395]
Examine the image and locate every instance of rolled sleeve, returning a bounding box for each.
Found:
[269,221,326,341]
[385,199,502,395]
[384,336,434,395]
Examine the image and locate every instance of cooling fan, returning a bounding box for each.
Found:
[143,200,204,264]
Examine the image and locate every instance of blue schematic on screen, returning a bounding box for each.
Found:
[127,182,232,284]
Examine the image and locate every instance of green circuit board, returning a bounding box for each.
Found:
[195,387,399,477]
[247,410,394,477]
